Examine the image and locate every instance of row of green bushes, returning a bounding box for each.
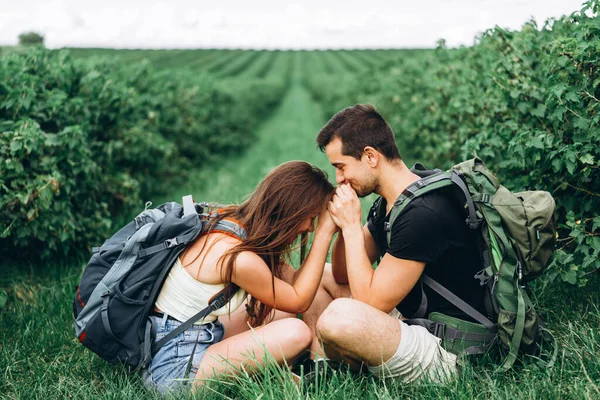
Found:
[306,1,600,287]
[0,48,287,260]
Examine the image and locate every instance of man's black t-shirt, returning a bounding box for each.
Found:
[367,189,485,320]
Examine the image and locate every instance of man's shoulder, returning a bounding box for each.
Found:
[390,190,461,236]
[402,190,457,219]
[410,189,454,207]
[401,192,446,217]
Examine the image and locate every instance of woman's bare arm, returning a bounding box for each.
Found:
[232,210,336,313]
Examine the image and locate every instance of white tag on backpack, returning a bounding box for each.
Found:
[182,195,196,216]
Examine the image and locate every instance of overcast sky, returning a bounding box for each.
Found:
[0,0,587,49]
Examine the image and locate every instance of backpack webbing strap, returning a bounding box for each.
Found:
[480,200,526,371]
[405,318,497,343]
[137,215,248,259]
[422,275,497,333]
[138,231,199,258]
[412,278,428,319]
[500,286,525,371]
[392,171,450,206]
[461,340,498,357]
[100,293,131,350]
[449,171,482,229]
[142,322,153,368]
[149,284,240,355]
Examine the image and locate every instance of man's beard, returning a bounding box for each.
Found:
[353,175,378,198]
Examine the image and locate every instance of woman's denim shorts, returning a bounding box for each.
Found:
[141,314,224,394]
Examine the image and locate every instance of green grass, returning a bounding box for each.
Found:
[1,56,599,400]
[1,261,598,399]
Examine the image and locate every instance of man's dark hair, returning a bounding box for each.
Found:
[316,104,401,161]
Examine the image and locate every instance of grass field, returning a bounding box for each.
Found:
[1,49,599,399]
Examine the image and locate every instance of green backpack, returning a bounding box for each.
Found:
[384,158,557,370]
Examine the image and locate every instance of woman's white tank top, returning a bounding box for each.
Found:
[155,257,247,324]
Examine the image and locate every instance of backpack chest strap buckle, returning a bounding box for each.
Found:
[472,193,492,204]
[165,238,179,248]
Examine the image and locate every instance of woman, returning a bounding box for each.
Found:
[141,161,337,393]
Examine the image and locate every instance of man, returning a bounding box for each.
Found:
[311,104,485,382]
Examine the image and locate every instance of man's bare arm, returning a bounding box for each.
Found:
[331,224,379,284]
[347,249,425,313]
[328,184,423,311]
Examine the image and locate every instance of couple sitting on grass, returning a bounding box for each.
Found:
[144,104,477,393]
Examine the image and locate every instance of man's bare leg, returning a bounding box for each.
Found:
[316,298,402,367]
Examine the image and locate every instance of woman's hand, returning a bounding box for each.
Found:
[316,206,338,237]
[328,184,362,232]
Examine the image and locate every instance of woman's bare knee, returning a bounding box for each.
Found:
[276,318,312,351]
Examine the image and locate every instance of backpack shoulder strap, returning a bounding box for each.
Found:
[386,171,453,246]
[422,275,496,331]
[209,210,248,240]
[386,169,482,247]
[366,196,385,234]
[146,208,246,362]
[149,284,238,357]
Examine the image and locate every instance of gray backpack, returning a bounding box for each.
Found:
[380,158,557,369]
[73,200,246,370]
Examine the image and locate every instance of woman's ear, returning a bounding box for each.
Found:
[363,147,379,167]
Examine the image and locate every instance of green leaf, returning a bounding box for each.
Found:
[551,157,563,172]
[569,229,582,238]
[10,140,23,153]
[550,84,567,99]
[517,102,529,114]
[530,104,546,118]
[562,269,577,285]
[582,255,596,269]
[16,193,29,205]
[579,154,595,165]
[590,236,600,253]
[563,254,574,265]
[565,91,580,103]
[529,136,544,149]
[592,217,600,232]
[557,56,570,67]
[565,159,576,174]
[573,132,589,142]
[551,107,566,121]
[574,118,590,131]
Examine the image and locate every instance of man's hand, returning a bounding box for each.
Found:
[328,184,362,232]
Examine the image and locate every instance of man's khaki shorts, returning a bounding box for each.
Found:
[368,311,458,384]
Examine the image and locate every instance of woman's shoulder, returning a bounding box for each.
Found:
[233,249,265,268]
[202,233,264,268]
[204,230,243,249]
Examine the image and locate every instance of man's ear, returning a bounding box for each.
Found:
[363,146,379,167]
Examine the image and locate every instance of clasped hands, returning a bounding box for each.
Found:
[317,184,362,235]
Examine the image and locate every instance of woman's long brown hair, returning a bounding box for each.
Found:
[200,161,334,326]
